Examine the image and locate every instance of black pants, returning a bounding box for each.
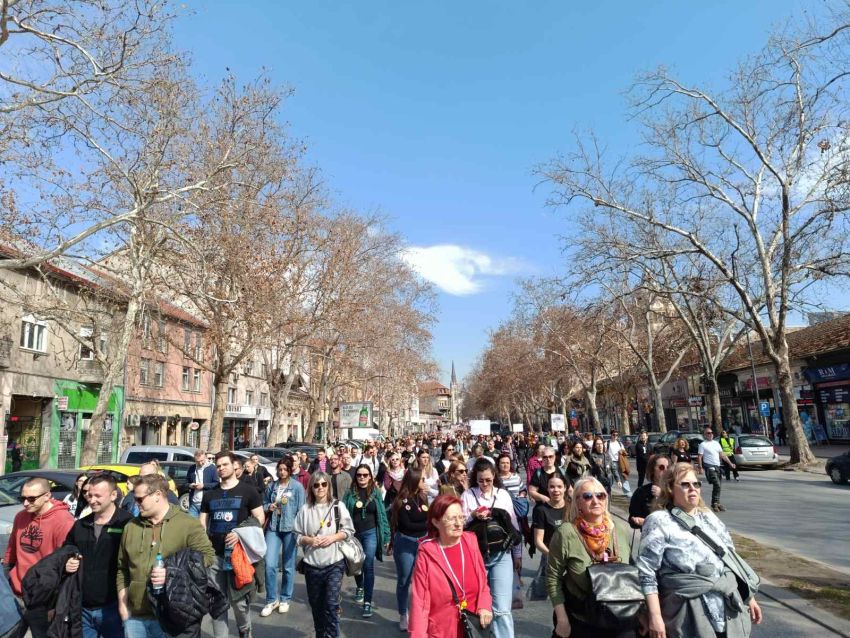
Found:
[705,465,722,505]
[551,611,629,638]
[22,606,50,638]
[304,559,346,638]
[636,460,647,487]
[722,463,739,481]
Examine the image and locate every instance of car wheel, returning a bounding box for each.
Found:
[179,493,190,512]
[829,467,847,485]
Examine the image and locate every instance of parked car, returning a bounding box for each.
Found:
[826,452,850,484]
[646,433,664,449]
[232,450,276,475]
[0,470,85,558]
[80,464,179,496]
[159,461,195,511]
[120,445,198,464]
[623,434,638,457]
[275,442,329,460]
[243,447,290,460]
[652,431,704,463]
[731,435,780,469]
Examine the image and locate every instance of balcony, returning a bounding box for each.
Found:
[255,407,272,421]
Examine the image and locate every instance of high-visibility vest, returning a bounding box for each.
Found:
[719,436,735,455]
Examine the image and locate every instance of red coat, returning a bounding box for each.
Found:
[409,532,493,638]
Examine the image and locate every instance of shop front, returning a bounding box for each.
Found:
[53,379,122,469]
[718,379,746,431]
[804,363,850,443]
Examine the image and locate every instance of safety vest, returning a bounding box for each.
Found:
[719,436,735,455]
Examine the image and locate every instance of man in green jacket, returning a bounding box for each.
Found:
[117,474,215,638]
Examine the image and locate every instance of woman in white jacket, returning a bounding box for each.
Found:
[461,458,521,638]
[294,471,355,638]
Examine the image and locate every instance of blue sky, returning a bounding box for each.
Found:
[176,0,808,384]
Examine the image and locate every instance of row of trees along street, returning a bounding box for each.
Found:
[0,1,437,462]
[464,4,850,466]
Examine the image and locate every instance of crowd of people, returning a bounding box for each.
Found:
[0,428,762,638]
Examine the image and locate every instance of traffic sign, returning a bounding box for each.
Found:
[759,401,770,417]
[569,409,577,418]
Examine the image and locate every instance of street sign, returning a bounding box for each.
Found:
[569,409,577,418]
[759,401,771,417]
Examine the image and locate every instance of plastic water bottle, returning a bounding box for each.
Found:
[151,553,165,593]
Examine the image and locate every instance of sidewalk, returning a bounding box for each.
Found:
[776,444,849,460]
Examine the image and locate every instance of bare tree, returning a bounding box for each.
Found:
[537,10,850,463]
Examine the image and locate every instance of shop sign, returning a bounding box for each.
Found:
[804,363,850,384]
[744,376,772,391]
[688,396,704,407]
[718,386,734,399]
[670,399,688,408]
[56,396,68,410]
[818,385,850,404]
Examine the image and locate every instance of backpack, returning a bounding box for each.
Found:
[463,489,522,559]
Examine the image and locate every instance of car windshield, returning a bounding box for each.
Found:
[740,437,773,447]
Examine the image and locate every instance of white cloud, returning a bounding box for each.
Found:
[401,244,527,296]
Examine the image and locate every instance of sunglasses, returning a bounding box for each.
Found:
[312,482,328,489]
[579,492,608,502]
[455,469,467,474]
[543,454,556,459]
[19,492,47,504]
[356,473,370,478]
[134,492,154,504]
[679,481,702,490]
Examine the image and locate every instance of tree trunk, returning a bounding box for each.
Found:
[620,399,632,435]
[209,374,227,452]
[705,375,722,431]
[80,296,140,465]
[771,341,816,465]
[585,388,600,432]
[653,386,667,433]
[266,367,298,446]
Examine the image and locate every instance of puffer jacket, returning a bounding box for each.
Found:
[21,545,82,638]
[146,549,228,635]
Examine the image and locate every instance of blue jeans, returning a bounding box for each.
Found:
[354,527,378,603]
[484,551,515,638]
[392,532,420,615]
[188,500,201,518]
[265,529,297,604]
[82,603,123,638]
[123,618,164,638]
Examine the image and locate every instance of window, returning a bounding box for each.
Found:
[139,358,150,385]
[227,387,237,404]
[154,361,164,387]
[260,392,268,407]
[181,367,190,391]
[157,319,167,353]
[261,362,267,378]
[245,390,254,406]
[244,360,253,376]
[193,368,202,392]
[140,315,151,348]
[126,451,168,463]
[184,328,192,353]
[20,315,47,352]
[194,333,203,362]
[79,326,106,360]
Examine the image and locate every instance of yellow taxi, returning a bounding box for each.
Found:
[79,463,179,496]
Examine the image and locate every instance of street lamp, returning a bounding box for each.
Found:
[731,225,772,439]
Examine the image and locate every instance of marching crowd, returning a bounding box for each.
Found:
[0,430,763,638]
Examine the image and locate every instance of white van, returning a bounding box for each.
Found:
[120,445,198,464]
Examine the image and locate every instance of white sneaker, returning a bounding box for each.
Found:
[400,613,408,631]
[260,602,279,617]
[278,602,290,613]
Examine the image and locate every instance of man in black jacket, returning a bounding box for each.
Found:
[64,473,131,638]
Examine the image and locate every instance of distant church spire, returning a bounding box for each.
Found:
[451,361,457,385]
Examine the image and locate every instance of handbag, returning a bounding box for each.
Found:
[444,573,491,638]
[670,507,760,601]
[566,524,643,631]
[333,502,365,577]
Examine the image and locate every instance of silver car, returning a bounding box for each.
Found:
[732,435,780,468]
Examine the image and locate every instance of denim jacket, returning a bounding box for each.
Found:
[263,478,305,533]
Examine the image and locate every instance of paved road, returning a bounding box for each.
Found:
[197,536,850,638]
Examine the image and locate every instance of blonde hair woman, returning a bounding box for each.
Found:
[637,463,762,637]
[545,477,632,638]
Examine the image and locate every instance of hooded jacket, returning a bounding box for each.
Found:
[116,504,215,619]
[4,499,75,597]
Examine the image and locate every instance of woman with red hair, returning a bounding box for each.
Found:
[409,494,493,638]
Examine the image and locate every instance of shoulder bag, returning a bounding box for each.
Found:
[443,572,492,638]
[567,523,644,631]
[670,507,760,601]
[333,501,365,577]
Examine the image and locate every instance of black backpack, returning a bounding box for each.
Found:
[464,489,522,559]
